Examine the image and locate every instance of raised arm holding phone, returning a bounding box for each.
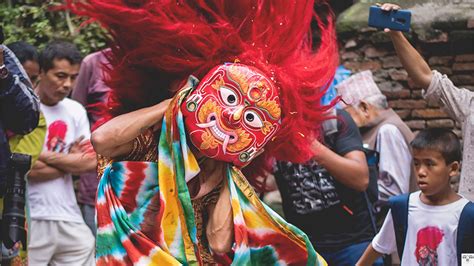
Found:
[378,3,474,202]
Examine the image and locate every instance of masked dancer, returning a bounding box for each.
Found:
[70,0,338,265]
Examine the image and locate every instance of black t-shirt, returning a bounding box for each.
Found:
[274,109,375,252]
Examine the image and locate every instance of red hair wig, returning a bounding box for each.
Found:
[69,0,339,188]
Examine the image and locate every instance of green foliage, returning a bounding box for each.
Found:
[0,0,108,55]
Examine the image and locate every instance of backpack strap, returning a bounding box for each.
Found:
[457,201,474,265]
[388,193,410,259]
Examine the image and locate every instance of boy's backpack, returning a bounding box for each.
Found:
[389,193,474,266]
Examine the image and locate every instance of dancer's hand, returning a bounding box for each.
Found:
[152,98,172,131]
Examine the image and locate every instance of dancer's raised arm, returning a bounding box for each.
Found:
[91,99,171,158]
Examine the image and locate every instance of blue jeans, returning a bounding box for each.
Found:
[80,204,96,237]
[319,241,383,266]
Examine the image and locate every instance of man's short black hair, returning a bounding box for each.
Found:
[39,41,82,72]
[411,128,461,164]
[7,41,39,64]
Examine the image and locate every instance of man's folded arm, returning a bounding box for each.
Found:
[28,159,65,182]
[39,151,97,176]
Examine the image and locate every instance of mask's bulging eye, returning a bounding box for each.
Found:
[244,110,263,128]
[219,86,239,106]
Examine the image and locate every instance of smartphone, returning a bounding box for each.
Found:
[368,6,411,32]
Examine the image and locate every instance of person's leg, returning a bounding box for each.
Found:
[27,220,58,265]
[80,204,96,237]
[51,221,95,265]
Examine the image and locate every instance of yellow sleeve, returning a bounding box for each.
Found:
[9,113,47,167]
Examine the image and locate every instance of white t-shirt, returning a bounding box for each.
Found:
[28,98,91,223]
[372,191,469,266]
[375,124,412,201]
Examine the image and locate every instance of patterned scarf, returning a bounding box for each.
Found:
[95,85,326,265]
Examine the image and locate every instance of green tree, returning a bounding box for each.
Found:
[1,0,108,55]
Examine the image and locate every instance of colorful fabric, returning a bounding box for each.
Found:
[95,87,325,265]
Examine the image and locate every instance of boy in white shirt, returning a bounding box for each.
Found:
[357,128,473,266]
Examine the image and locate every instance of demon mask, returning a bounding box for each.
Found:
[181,63,281,167]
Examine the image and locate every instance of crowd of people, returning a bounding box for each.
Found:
[0,1,472,265]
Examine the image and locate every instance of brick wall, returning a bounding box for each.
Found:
[337,31,474,136]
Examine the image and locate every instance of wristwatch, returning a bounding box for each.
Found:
[0,64,8,79]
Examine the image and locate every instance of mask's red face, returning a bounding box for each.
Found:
[181,63,281,167]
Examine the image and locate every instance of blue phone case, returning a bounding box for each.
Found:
[368,6,411,32]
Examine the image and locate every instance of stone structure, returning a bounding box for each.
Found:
[336,0,474,135]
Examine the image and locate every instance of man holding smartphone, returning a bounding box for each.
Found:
[380,3,474,202]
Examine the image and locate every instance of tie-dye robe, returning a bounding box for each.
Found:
[95,88,327,265]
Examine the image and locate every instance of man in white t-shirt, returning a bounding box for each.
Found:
[27,41,96,265]
[357,128,472,265]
